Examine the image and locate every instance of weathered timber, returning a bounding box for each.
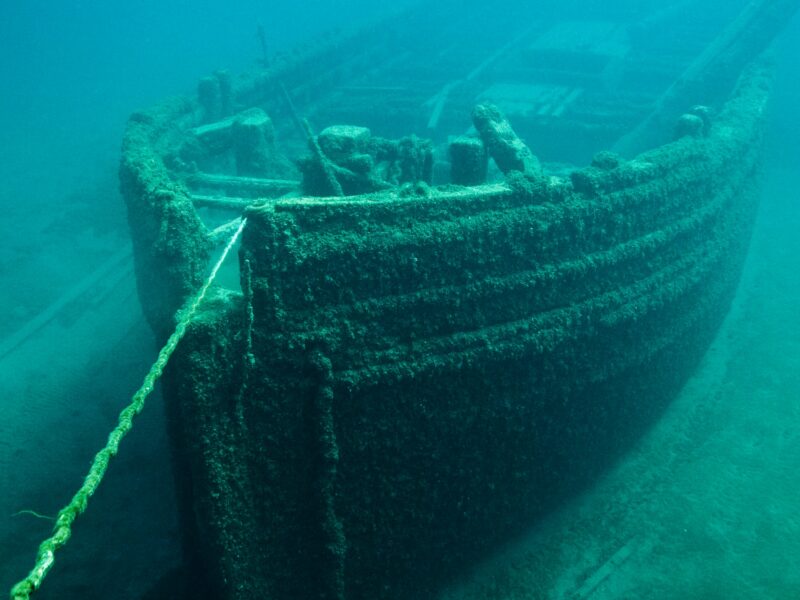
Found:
[187,173,299,198]
[472,103,542,176]
[164,63,770,599]
[614,0,800,155]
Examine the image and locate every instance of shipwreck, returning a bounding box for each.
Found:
[105,0,799,598]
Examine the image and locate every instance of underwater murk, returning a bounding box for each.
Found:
[1,1,799,598]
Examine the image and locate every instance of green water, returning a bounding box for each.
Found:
[1,1,798,597]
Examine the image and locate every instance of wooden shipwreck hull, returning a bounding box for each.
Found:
[118,2,794,598]
[162,67,767,599]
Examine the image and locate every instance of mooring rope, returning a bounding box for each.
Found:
[9,218,247,600]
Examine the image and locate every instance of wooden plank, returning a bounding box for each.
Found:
[190,116,237,138]
[191,194,258,211]
[188,173,299,197]
[424,25,537,130]
[0,247,132,361]
[426,81,460,129]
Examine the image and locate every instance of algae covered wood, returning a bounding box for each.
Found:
[160,63,769,599]
[119,100,213,338]
[114,2,787,597]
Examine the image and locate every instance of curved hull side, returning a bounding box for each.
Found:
[165,66,767,599]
